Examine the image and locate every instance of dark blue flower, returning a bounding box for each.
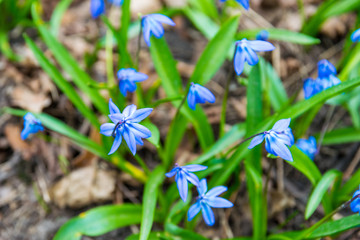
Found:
[234,39,275,75]
[256,30,269,41]
[141,14,175,46]
[248,118,294,161]
[21,113,44,140]
[296,136,317,160]
[100,99,152,155]
[187,83,215,110]
[165,164,207,202]
[90,0,123,18]
[220,0,250,10]
[318,59,337,78]
[351,28,360,42]
[188,179,233,226]
[117,68,148,96]
[350,189,360,214]
[303,77,324,99]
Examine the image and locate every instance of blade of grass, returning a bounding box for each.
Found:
[50,0,73,36]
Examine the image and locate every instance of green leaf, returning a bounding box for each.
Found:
[24,35,100,128]
[54,204,142,240]
[140,166,165,240]
[126,232,168,240]
[190,15,240,86]
[142,121,160,148]
[50,0,73,36]
[322,127,360,145]
[187,0,219,20]
[183,7,219,39]
[338,167,360,199]
[305,170,341,219]
[149,37,214,150]
[31,3,108,115]
[165,223,209,240]
[237,28,320,45]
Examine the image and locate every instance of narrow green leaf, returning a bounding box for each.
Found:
[140,166,165,240]
[24,35,100,128]
[142,121,160,148]
[187,0,219,20]
[338,167,360,199]
[183,7,219,39]
[119,0,133,68]
[305,170,341,219]
[4,108,107,158]
[322,127,360,145]
[50,0,73,36]
[54,204,142,240]
[165,223,209,240]
[190,15,240,86]
[237,28,320,45]
[126,232,168,240]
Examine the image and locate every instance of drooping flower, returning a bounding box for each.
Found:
[248,118,294,161]
[100,99,152,155]
[296,136,317,160]
[233,38,275,75]
[165,164,208,202]
[187,83,216,110]
[256,30,269,41]
[90,0,123,18]
[303,78,324,99]
[318,59,337,78]
[188,179,233,226]
[117,68,148,96]
[351,28,360,42]
[219,0,250,10]
[21,113,44,140]
[350,188,360,214]
[141,14,176,46]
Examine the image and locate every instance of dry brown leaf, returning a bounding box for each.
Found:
[4,125,32,160]
[321,17,346,39]
[50,165,116,208]
[11,86,51,112]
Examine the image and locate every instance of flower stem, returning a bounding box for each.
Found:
[219,68,233,138]
[317,105,335,153]
[136,17,143,70]
[225,132,265,157]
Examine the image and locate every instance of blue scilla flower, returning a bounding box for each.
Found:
[318,59,337,78]
[234,39,275,75]
[165,164,208,202]
[100,99,152,155]
[188,179,233,226]
[21,113,44,140]
[350,189,360,214]
[187,83,216,110]
[90,0,123,18]
[296,136,317,160]
[351,28,360,42]
[141,14,175,47]
[256,30,269,41]
[219,0,249,10]
[248,118,294,161]
[117,68,148,96]
[303,77,323,99]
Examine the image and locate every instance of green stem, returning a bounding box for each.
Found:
[296,0,306,25]
[219,69,233,138]
[136,18,143,69]
[133,154,150,175]
[151,95,183,107]
[105,29,115,87]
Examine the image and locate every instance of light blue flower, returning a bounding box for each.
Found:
[220,0,250,10]
[248,118,294,161]
[256,30,269,41]
[187,83,216,110]
[350,189,360,214]
[100,99,152,155]
[303,77,323,99]
[21,113,44,140]
[165,164,207,202]
[318,59,337,78]
[141,14,176,46]
[234,39,275,75]
[351,28,360,42]
[188,179,233,226]
[117,68,148,96]
[90,0,123,18]
[296,136,317,160]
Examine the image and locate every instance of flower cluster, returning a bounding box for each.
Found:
[303,59,341,99]
[166,164,233,226]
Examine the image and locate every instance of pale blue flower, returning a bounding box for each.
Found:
[188,179,233,226]
[100,99,152,155]
[165,164,207,202]
[296,136,317,160]
[117,68,148,96]
[187,83,215,110]
[21,113,44,140]
[234,38,275,75]
[220,0,250,10]
[351,28,360,42]
[248,118,294,161]
[141,14,175,46]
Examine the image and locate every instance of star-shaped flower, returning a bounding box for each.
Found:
[100,99,152,155]
[165,164,208,202]
[187,83,216,110]
[233,38,275,75]
[141,14,175,46]
[117,68,148,96]
[248,118,294,161]
[21,113,44,140]
[296,136,317,160]
[188,179,233,226]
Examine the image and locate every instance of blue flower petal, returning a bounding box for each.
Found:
[123,127,137,155]
[181,164,208,172]
[165,167,178,178]
[234,47,246,75]
[109,98,121,115]
[151,14,176,26]
[351,28,360,42]
[176,172,188,202]
[268,134,293,161]
[142,18,152,46]
[127,108,153,123]
[188,201,201,221]
[247,40,275,52]
[108,131,122,155]
[271,118,291,132]
[206,197,234,208]
[236,0,249,9]
[205,186,227,198]
[187,88,196,110]
[109,113,124,124]
[184,171,200,186]
[248,134,265,149]
[123,104,137,118]
[198,179,208,196]
[100,123,116,136]
[90,0,105,18]
[201,202,215,226]
[127,123,151,139]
